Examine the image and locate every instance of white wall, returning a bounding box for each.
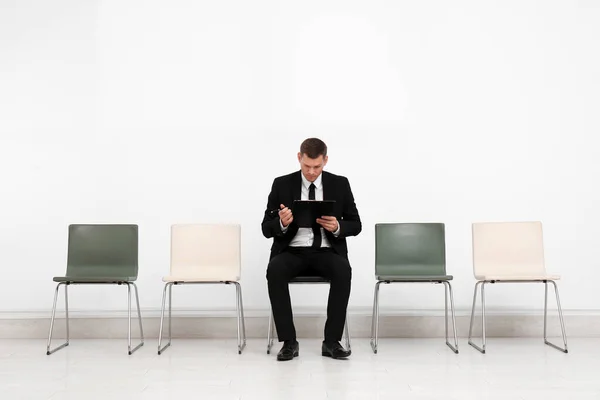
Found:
[1,0,599,317]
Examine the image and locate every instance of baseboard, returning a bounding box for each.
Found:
[0,308,597,339]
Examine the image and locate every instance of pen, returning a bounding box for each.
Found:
[269,205,290,215]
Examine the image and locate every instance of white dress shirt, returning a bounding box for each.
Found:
[280,173,340,247]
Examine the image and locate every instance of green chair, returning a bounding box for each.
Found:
[370,223,458,354]
[46,224,144,355]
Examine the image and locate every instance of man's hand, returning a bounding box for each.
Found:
[317,216,339,232]
[279,204,293,227]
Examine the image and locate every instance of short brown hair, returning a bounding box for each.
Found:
[300,138,327,159]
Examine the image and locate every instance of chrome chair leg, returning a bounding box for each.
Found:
[234,282,247,354]
[266,311,274,354]
[46,283,69,355]
[443,281,459,353]
[343,315,351,352]
[126,282,143,355]
[468,281,486,354]
[544,280,569,353]
[133,282,144,344]
[158,282,172,355]
[370,281,382,354]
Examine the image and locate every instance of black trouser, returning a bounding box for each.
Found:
[266,247,352,343]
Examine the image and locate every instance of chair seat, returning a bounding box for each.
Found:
[475,274,561,281]
[53,276,137,283]
[163,274,240,283]
[290,276,329,283]
[377,275,453,282]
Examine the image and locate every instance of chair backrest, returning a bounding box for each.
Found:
[375,223,446,277]
[472,221,546,277]
[66,224,139,279]
[170,224,241,280]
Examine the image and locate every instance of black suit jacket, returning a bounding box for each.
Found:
[261,171,362,260]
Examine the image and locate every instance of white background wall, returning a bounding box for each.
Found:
[1,0,599,317]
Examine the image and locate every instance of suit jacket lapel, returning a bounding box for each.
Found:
[321,172,336,238]
[322,171,330,200]
[292,170,302,201]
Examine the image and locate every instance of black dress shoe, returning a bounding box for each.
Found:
[277,340,299,361]
[321,341,351,359]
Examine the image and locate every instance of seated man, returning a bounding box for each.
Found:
[262,137,362,361]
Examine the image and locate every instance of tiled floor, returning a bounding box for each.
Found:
[0,338,598,399]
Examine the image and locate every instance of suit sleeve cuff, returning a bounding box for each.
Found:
[333,222,341,237]
[280,219,288,233]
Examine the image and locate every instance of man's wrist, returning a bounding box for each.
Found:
[279,219,288,233]
[333,221,341,236]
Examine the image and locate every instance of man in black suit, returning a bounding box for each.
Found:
[262,138,362,361]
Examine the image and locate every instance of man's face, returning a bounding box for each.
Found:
[298,153,328,182]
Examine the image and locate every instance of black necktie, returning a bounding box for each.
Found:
[309,183,322,248]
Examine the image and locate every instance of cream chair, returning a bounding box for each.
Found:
[157,224,246,355]
[468,221,568,353]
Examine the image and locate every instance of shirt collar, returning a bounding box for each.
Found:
[301,172,322,190]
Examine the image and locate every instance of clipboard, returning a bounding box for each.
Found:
[292,200,336,228]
